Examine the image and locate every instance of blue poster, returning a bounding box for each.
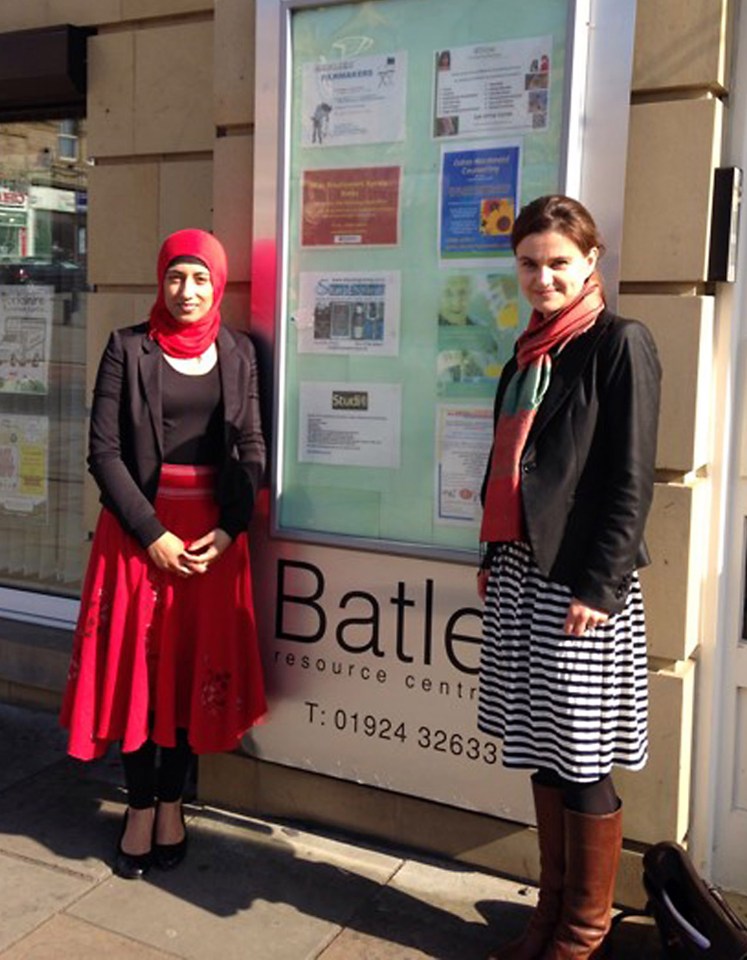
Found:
[439,142,521,262]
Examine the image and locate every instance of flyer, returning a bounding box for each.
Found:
[439,142,521,262]
[302,166,401,247]
[437,271,519,331]
[299,382,402,469]
[435,270,521,397]
[301,52,407,147]
[433,36,552,139]
[435,404,493,524]
[0,414,48,514]
[295,271,401,356]
[0,285,53,394]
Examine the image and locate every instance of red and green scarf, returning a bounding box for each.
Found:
[479,280,604,544]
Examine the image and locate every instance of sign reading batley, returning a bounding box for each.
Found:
[246,538,532,821]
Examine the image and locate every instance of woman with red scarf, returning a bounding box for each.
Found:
[478,196,660,960]
[61,229,266,880]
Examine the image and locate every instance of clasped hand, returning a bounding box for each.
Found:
[146,528,231,577]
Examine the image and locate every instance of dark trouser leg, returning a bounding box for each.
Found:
[533,768,620,816]
[560,775,619,817]
[153,729,191,870]
[120,740,157,809]
[116,740,157,878]
[156,728,193,803]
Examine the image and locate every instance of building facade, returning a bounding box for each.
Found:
[0,0,741,905]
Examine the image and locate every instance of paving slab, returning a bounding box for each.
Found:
[0,914,181,960]
[0,758,123,880]
[0,852,96,953]
[318,858,532,960]
[0,702,68,791]
[68,809,403,960]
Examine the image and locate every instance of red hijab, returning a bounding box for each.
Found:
[148,229,228,358]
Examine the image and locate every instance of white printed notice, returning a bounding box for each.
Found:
[302,52,407,147]
[435,404,494,524]
[0,285,53,394]
[433,36,552,139]
[295,271,401,355]
[299,382,402,468]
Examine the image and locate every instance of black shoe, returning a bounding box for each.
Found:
[153,804,188,870]
[114,809,153,880]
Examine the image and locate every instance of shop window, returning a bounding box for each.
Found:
[0,118,88,595]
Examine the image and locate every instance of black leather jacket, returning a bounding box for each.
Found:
[481,309,661,614]
[88,322,266,548]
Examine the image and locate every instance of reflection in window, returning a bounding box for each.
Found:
[0,119,88,595]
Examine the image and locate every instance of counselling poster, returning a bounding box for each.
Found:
[439,142,522,262]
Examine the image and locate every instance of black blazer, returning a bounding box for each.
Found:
[88,322,266,549]
[480,309,661,615]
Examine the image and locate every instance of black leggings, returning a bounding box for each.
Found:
[120,730,193,809]
[533,768,620,815]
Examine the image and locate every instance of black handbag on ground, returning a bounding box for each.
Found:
[642,841,747,958]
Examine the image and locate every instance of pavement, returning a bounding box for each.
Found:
[0,701,664,959]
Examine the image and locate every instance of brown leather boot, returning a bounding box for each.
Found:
[540,804,623,959]
[488,782,565,960]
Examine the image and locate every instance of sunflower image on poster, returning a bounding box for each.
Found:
[480,197,514,237]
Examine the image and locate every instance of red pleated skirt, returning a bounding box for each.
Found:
[60,464,266,760]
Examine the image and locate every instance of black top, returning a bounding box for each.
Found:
[88,323,266,548]
[161,359,223,464]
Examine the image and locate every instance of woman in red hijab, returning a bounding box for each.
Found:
[61,229,267,879]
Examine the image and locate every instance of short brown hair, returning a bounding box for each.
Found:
[511,194,605,257]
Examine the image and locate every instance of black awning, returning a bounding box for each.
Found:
[0,25,95,120]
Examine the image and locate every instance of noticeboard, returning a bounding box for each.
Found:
[271,0,605,560]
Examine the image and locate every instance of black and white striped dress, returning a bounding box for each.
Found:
[478,542,648,782]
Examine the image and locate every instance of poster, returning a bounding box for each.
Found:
[299,381,402,468]
[435,405,494,524]
[437,271,519,330]
[301,166,401,247]
[433,36,552,138]
[0,414,48,514]
[0,286,53,394]
[439,143,521,262]
[296,271,401,355]
[301,52,407,147]
[436,271,521,397]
